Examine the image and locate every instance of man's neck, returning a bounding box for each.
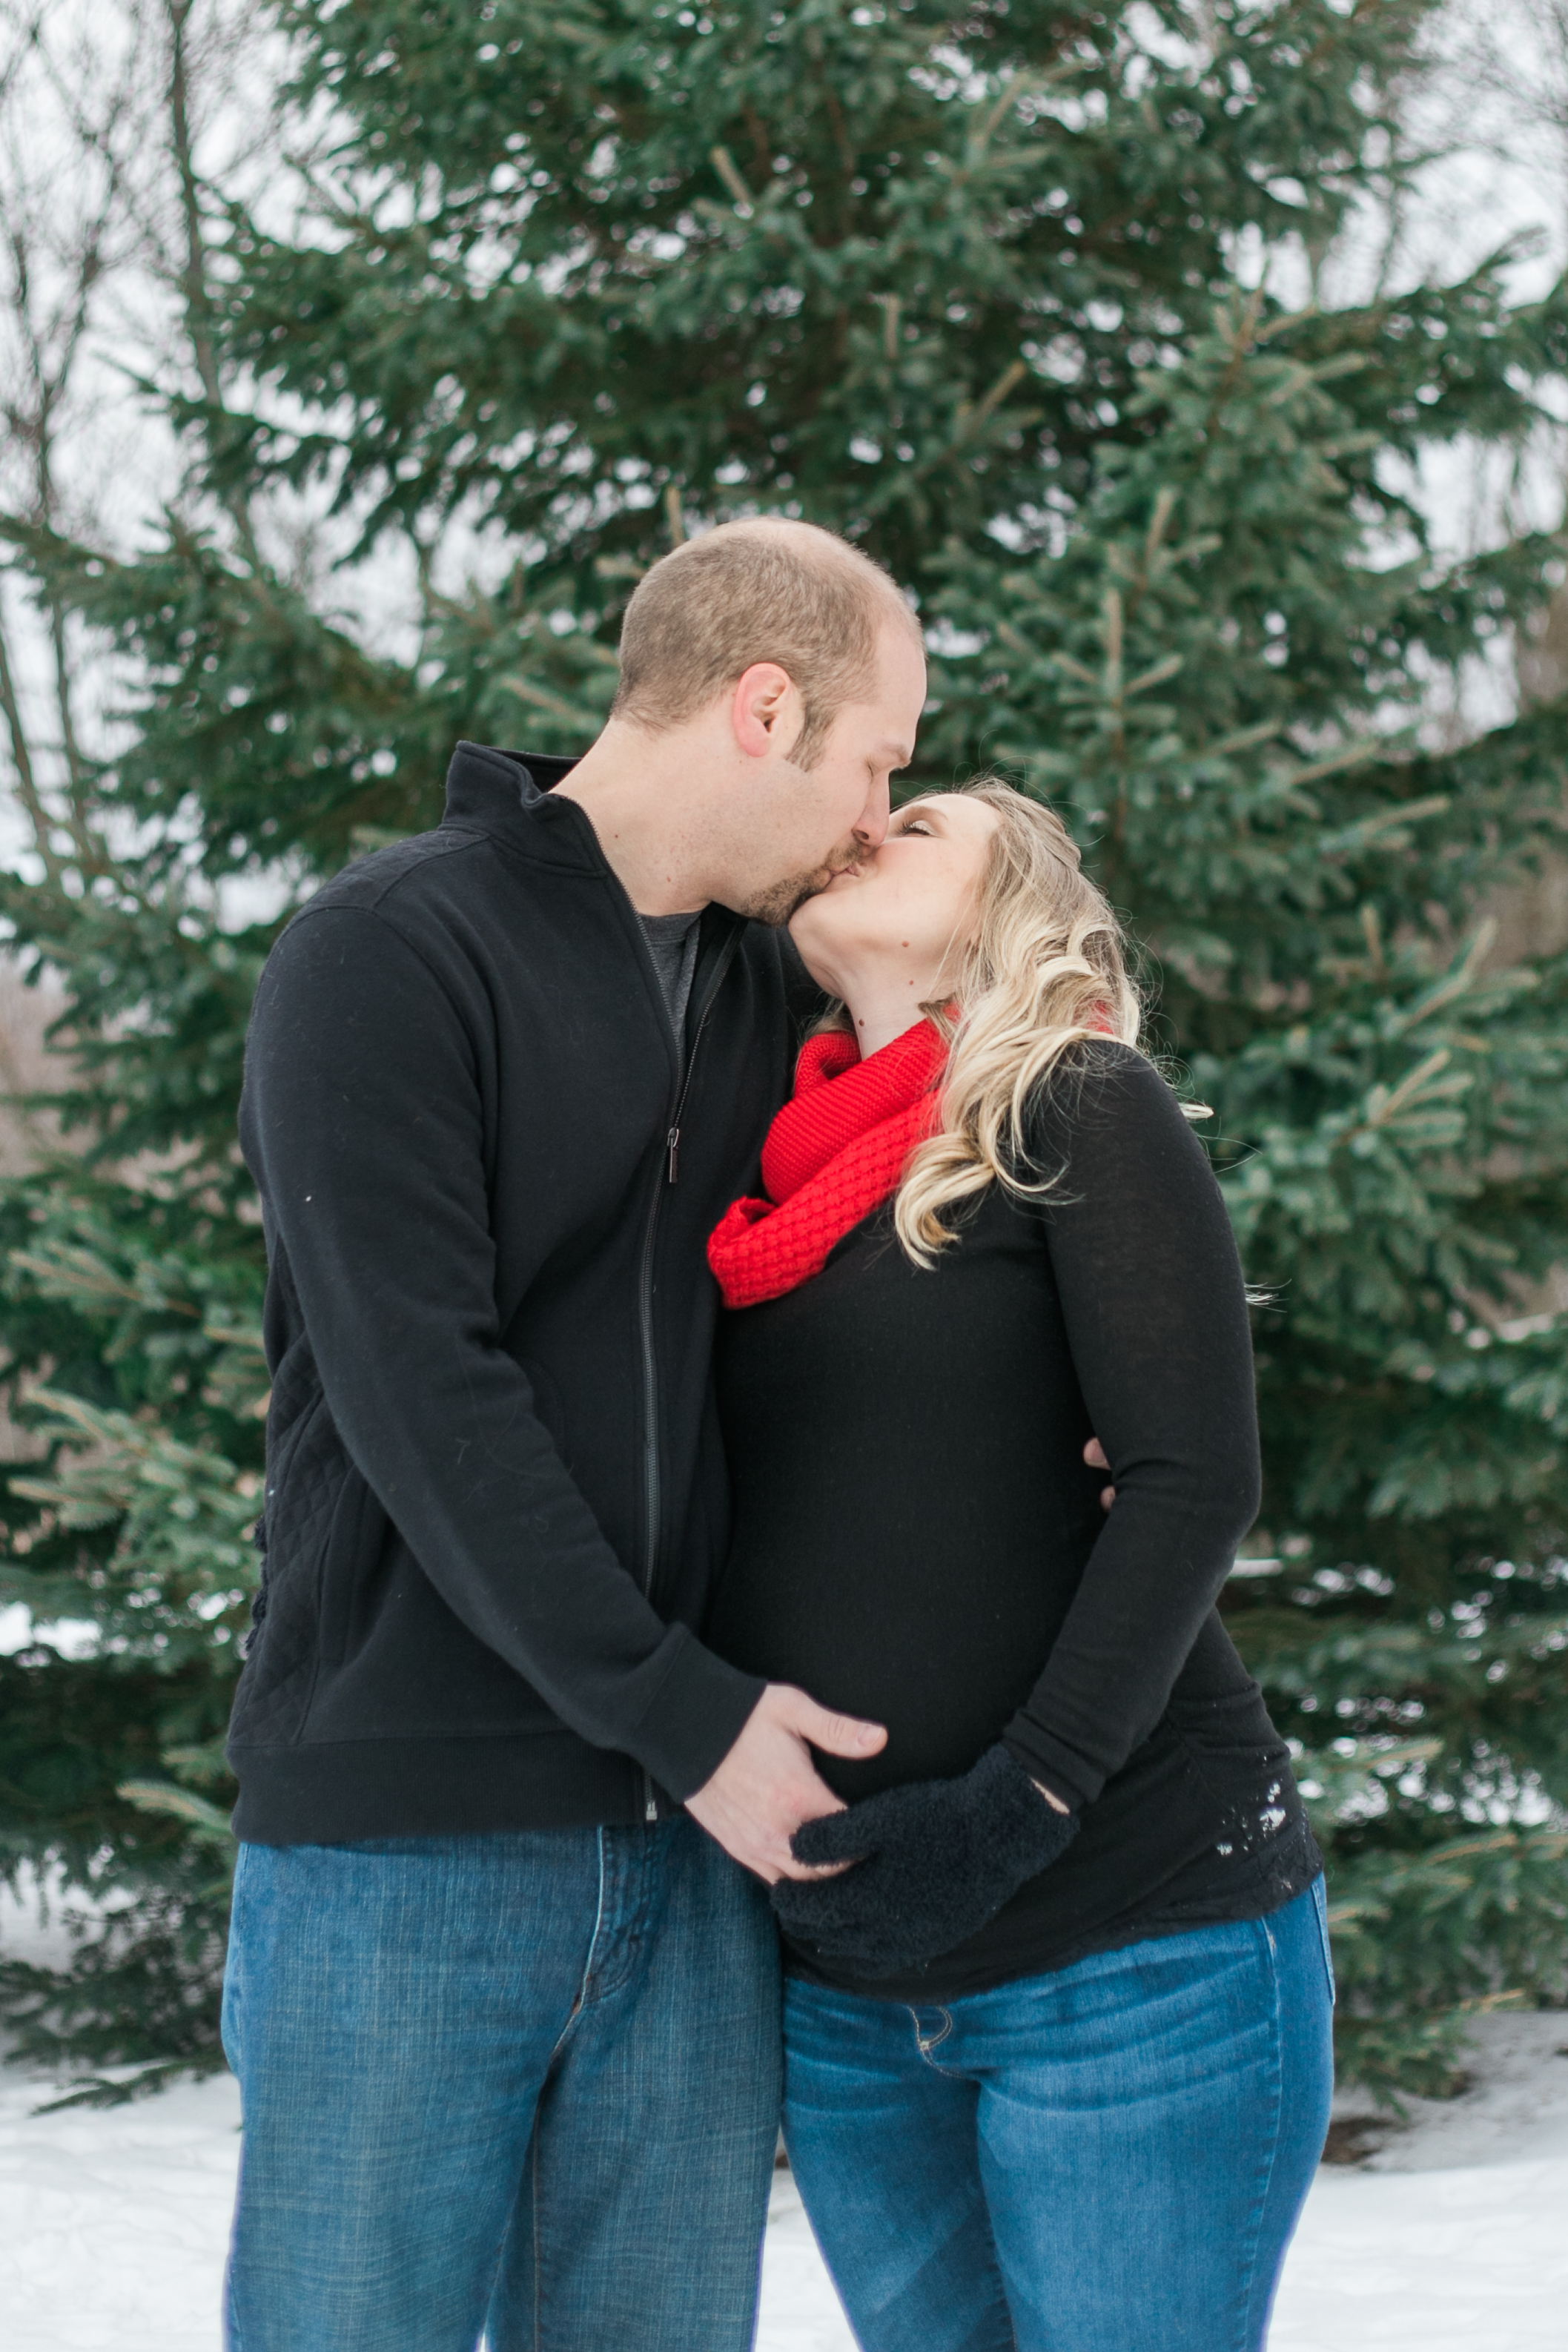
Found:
[554,720,714,916]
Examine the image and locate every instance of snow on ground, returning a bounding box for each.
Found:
[1,1994,1566,2351]
[0,2065,241,2352]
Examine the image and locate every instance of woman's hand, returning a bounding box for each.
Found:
[770,1745,1078,1976]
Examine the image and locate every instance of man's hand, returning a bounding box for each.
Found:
[1085,1435,1115,1510]
[685,1684,887,1883]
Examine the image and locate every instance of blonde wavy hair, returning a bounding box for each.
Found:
[821,778,1145,1266]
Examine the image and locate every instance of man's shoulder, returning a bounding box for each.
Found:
[275,831,809,1037]
[250,830,526,1034]
[292,825,494,928]
[277,821,579,976]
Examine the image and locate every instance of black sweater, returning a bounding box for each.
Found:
[707,1043,1320,2001]
[229,742,802,1843]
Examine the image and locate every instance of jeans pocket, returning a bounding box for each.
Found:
[1310,1875,1337,2009]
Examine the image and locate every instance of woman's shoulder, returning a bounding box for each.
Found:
[1021,1040,1210,1171]
[1025,1036,1180,1119]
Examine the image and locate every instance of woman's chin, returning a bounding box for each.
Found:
[787,898,841,969]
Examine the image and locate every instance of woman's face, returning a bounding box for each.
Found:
[788,793,999,997]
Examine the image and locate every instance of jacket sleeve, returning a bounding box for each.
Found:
[239,902,764,1800]
[1002,1045,1262,1809]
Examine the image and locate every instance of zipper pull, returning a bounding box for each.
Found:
[666,1127,680,1184]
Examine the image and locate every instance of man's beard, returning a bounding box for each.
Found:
[740,850,859,928]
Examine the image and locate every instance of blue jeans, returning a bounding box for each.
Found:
[782,1880,1335,2352]
[222,1819,781,2352]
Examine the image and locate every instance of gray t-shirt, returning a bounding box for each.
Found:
[638,910,703,1045]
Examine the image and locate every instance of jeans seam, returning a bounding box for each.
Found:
[1230,1915,1286,2351]
[912,2005,957,2072]
[530,2126,542,2352]
[530,1829,606,2352]
[1312,1875,1337,2009]
[545,1827,608,2066]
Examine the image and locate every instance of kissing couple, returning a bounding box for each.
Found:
[222,518,1332,2352]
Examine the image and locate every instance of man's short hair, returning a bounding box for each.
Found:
[610,519,919,769]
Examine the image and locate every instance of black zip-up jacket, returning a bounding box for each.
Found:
[228,742,798,1844]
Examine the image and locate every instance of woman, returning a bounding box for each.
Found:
[704,780,1333,2352]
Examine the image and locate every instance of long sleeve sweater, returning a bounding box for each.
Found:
[706,1043,1320,2000]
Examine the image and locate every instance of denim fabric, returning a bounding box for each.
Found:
[782,1879,1335,2352]
[222,1819,781,2352]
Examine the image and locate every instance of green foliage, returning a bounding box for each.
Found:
[1,0,1566,2098]
[0,1883,230,2110]
[0,1645,233,2104]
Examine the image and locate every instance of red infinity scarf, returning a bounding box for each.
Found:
[707,1019,947,1310]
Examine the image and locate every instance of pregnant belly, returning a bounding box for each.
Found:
[707,1539,1073,1804]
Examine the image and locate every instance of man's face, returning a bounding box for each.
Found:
[735,621,927,925]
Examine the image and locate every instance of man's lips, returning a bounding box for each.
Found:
[799,849,876,902]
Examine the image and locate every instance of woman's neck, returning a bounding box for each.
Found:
[840,975,941,1062]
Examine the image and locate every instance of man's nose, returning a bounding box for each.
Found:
[854,777,891,850]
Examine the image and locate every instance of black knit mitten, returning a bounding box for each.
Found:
[772,1745,1079,1978]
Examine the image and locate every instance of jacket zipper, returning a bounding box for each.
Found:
[636,928,741,1826]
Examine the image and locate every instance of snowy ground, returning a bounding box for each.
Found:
[3,1870,1566,2351]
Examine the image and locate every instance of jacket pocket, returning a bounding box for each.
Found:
[229,1401,342,1746]
[313,1465,391,1674]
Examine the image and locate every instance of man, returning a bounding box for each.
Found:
[222,518,927,2351]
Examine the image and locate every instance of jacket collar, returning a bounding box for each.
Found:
[440,740,747,961]
[440,740,601,869]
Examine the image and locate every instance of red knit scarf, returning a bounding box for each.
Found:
[707,1018,947,1310]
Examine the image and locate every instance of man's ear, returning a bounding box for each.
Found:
[731,661,804,761]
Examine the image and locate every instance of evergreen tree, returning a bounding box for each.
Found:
[2,0,1565,2101]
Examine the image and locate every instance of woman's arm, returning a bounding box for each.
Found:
[775,1040,1260,1978]
[1001,1042,1261,1809]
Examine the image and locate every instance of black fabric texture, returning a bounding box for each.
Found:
[707,1041,1322,2000]
[229,741,818,1844]
[776,1743,1079,1975]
